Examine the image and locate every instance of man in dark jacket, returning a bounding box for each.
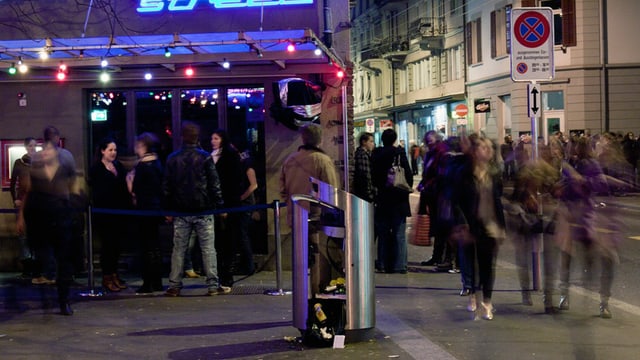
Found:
[371,129,413,273]
[163,121,227,297]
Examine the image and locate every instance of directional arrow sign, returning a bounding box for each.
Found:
[528,83,540,118]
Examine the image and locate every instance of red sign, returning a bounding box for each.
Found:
[454,104,468,117]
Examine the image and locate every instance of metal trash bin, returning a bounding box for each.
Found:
[291,177,375,342]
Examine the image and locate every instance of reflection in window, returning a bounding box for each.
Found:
[90,91,128,157]
[136,90,173,160]
[180,89,220,153]
[226,87,268,254]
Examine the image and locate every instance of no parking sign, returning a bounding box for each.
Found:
[510,7,555,82]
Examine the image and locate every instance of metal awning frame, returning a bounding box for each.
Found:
[0,28,345,73]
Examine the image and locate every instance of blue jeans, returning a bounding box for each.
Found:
[169,216,219,291]
[375,210,408,272]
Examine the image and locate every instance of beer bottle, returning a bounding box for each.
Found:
[314,303,328,326]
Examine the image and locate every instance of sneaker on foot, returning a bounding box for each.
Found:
[208,286,231,296]
[32,276,56,285]
[184,269,199,278]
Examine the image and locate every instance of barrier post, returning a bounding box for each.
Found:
[79,205,102,297]
[264,200,291,296]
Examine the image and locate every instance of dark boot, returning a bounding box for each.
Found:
[59,302,74,316]
[112,273,127,289]
[102,275,120,292]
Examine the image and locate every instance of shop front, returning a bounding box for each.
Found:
[0,1,350,271]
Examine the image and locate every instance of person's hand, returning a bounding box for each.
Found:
[16,215,25,235]
[14,199,23,208]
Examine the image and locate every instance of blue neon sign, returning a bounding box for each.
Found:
[137,0,314,12]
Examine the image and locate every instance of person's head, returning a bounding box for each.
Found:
[97,137,117,163]
[504,135,512,143]
[472,135,494,164]
[575,137,593,159]
[358,132,375,151]
[181,121,200,145]
[300,123,322,147]
[41,140,59,164]
[135,132,159,158]
[211,129,230,151]
[381,129,397,147]
[424,130,440,149]
[43,126,61,145]
[24,137,37,155]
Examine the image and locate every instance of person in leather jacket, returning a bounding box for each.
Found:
[163,121,227,297]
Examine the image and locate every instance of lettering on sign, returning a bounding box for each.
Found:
[138,0,314,12]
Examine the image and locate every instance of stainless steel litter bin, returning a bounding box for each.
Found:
[291,177,375,341]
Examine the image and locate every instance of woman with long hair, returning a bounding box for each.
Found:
[211,129,244,287]
[89,138,131,292]
[458,134,506,320]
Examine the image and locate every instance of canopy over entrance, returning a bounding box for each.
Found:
[0,28,345,81]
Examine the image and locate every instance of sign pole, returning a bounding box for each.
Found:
[512,7,555,293]
[529,80,542,291]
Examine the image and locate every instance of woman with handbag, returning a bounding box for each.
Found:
[371,129,413,274]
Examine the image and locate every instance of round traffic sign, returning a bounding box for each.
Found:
[516,62,528,74]
[454,104,468,117]
[514,11,551,48]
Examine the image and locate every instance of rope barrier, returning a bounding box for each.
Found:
[1,201,289,297]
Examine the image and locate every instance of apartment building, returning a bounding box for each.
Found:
[352,0,640,147]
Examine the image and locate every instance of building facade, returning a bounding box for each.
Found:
[352,0,640,149]
[351,0,466,152]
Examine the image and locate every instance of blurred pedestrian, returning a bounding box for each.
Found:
[458,135,505,320]
[410,140,420,175]
[554,137,617,318]
[10,137,37,280]
[371,129,413,274]
[17,139,77,315]
[500,135,515,181]
[127,132,164,294]
[163,122,227,297]
[280,123,339,295]
[418,131,445,267]
[89,138,131,293]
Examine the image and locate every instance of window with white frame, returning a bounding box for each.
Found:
[447,46,462,81]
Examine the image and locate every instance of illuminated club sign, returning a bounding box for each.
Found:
[137,0,314,12]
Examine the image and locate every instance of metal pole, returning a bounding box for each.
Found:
[530,81,542,291]
[79,205,102,297]
[264,200,291,296]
